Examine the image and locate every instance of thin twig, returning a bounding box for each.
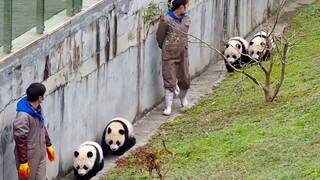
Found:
[268,0,288,38]
[161,140,176,180]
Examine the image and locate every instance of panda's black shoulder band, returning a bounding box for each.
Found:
[232,39,245,46]
[231,39,246,52]
[253,34,267,39]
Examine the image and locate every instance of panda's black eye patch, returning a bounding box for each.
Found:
[226,44,229,48]
[83,165,88,170]
[257,52,260,55]
[236,44,241,49]
[116,141,121,146]
[250,41,254,45]
[76,165,80,170]
[260,42,265,46]
[226,55,230,58]
[87,151,93,158]
[232,55,237,59]
[109,140,113,145]
[251,51,254,55]
[107,128,112,134]
[119,129,125,135]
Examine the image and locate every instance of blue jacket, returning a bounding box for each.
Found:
[16,96,44,128]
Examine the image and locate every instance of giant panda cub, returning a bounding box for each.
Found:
[74,141,104,180]
[248,31,275,62]
[223,37,250,73]
[101,117,136,156]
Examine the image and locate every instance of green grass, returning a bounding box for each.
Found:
[105,1,320,179]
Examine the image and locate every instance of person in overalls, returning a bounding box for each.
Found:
[156,0,191,116]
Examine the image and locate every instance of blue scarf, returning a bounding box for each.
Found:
[168,10,185,23]
[16,96,44,128]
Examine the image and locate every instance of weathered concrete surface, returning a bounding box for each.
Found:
[60,55,226,180]
[66,0,316,179]
[0,0,290,179]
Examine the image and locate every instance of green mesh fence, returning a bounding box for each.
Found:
[1,0,81,54]
[12,1,37,40]
[45,0,66,20]
[11,0,66,43]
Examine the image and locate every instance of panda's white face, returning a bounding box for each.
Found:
[105,122,125,151]
[224,40,242,63]
[248,37,267,61]
[74,145,96,176]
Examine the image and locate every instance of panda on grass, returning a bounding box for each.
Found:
[101,117,136,156]
[248,31,275,62]
[223,37,250,73]
[74,141,104,180]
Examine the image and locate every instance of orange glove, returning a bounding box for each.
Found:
[18,163,30,178]
[46,146,55,162]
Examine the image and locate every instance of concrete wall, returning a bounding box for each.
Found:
[0,0,282,179]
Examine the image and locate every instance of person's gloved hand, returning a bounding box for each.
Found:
[46,146,55,162]
[18,163,30,178]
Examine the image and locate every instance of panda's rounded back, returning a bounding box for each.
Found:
[229,37,249,50]
[249,37,266,50]
[248,32,267,59]
[225,37,249,54]
[253,31,267,38]
[252,31,275,51]
[249,31,269,50]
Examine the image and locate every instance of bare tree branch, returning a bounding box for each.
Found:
[268,0,287,38]
[259,61,269,76]
[271,29,290,101]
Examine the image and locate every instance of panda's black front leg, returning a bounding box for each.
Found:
[99,160,104,171]
[100,142,110,157]
[130,137,136,148]
[224,60,235,73]
[113,146,126,155]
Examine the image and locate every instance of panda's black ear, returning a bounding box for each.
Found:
[108,127,112,134]
[87,151,93,158]
[119,129,125,135]
[74,151,79,158]
[250,41,254,45]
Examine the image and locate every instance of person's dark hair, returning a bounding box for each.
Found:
[26,83,46,102]
[168,0,189,11]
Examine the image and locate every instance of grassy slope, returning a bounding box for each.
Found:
[106,1,320,179]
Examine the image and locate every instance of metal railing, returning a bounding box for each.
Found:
[1,0,83,54]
